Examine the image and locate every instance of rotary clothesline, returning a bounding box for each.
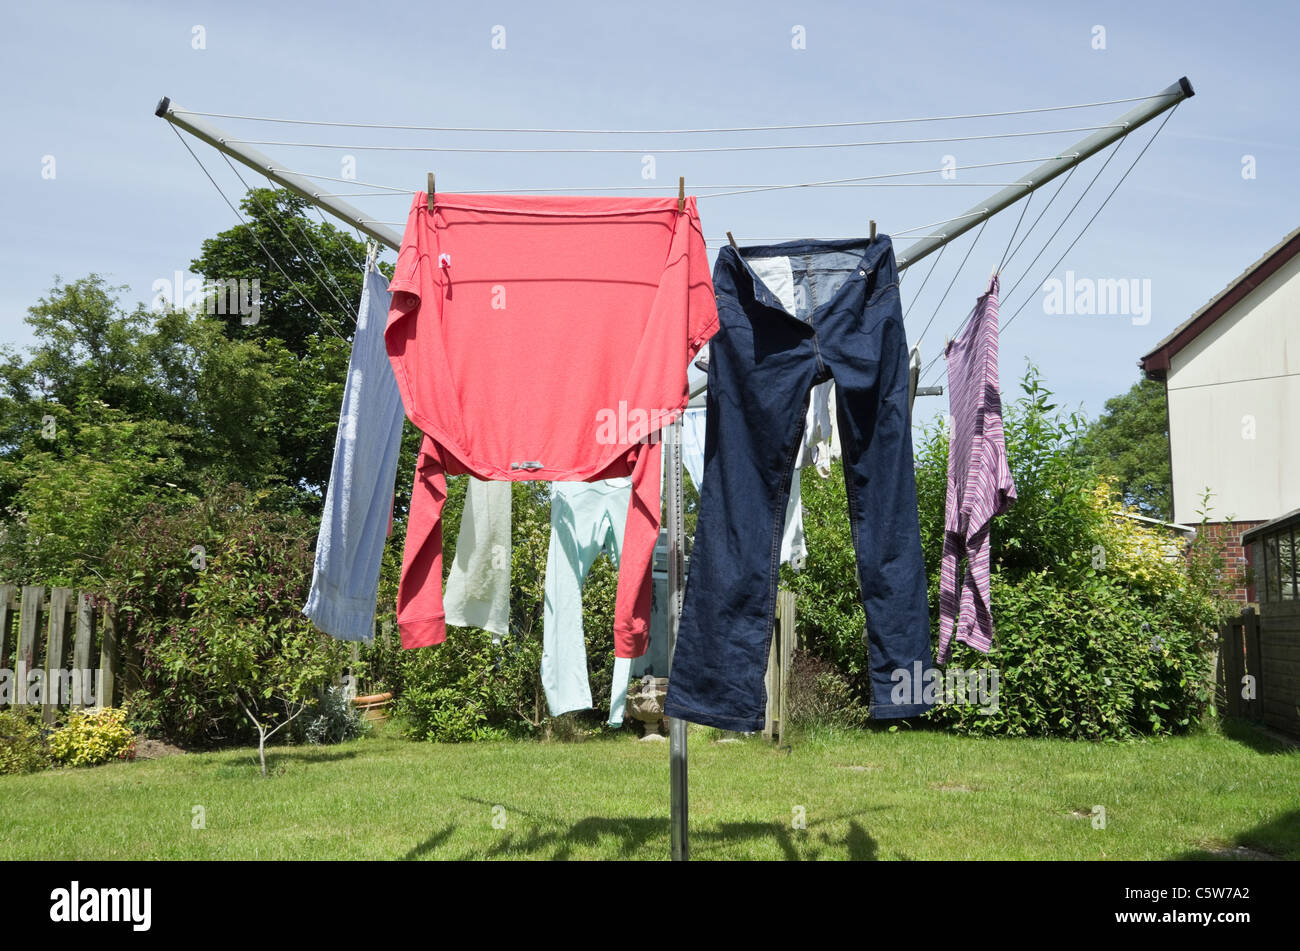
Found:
[156,76,1193,863]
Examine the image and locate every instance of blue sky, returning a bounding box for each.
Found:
[2,0,1296,426]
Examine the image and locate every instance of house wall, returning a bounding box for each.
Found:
[1197,519,1265,604]
[1166,252,1300,523]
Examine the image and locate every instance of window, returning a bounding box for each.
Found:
[1283,528,1298,601]
[1259,524,1299,603]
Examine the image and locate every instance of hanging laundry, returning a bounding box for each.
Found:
[748,256,839,480]
[386,192,717,658]
[680,407,708,492]
[543,478,632,725]
[303,265,406,642]
[799,379,837,477]
[665,237,935,732]
[682,405,806,567]
[937,275,1016,663]
[443,478,512,642]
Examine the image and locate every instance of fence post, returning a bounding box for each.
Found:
[43,587,74,724]
[0,584,15,671]
[16,585,45,711]
[73,591,95,708]
[97,603,119,710]
[763,589,798,741]
[1243,606,1262,721]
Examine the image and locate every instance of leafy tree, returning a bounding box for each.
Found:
[0,397,190,586]
[1076,377,1171,519]
[188,188,366,357]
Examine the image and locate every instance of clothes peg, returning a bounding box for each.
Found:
[869,220,877,240]
[427,172,435,212]
[726,231,737,248]
[678,176,685,212]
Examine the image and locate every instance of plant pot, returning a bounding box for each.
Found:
[351,692,393,723]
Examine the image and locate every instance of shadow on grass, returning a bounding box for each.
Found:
[403,823,458,859]
[268,748,364,765]
[421,797,886,860]
[1218,718,1299,755]
[1171,809,1300,861]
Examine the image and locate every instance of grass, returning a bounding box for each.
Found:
[2,719,1297,860]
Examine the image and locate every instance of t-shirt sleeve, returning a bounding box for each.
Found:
[389,193,428,301]
[685,202,719,358]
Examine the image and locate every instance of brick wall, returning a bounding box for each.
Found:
[1191,520,1265,603]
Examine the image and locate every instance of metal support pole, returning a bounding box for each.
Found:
[664,417,689,861]
[895,77,1193,270]
[154,97,404,251]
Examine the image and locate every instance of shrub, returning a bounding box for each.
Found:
[49,706,136,767]
[785,651,871,730]
[297,686,368,745]
[392,628,533,743]
[0,710,52,774]
[105,481,351,748]
[928,570,1217,739]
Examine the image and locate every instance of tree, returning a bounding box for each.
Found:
[1075,377,1172,520]
[189,188,366,357]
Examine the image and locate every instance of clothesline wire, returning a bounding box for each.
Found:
[219,152,358,318]
[170,94,1162,133]
[915,140,1127,384]
[313,206,367,272]
[1001,164,1078,273]
[223,124,1126,154]
[998,140,1128,312]
[996,188,1033,275]
[913,217,990,344]
[918,106,1177,390]
[902,242,949,320]
[326,183,1028,197]
[997,104,1180,339]
[359,205,986,235]
[274,155,1078,195]
[167,124,350,343]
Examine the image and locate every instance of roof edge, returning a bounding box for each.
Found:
[1139,225,1300,378]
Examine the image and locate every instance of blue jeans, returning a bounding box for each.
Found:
[664,237,935,732]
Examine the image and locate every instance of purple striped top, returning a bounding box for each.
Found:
[937,275,1016,663]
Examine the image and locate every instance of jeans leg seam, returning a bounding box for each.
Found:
[764,405,808,659]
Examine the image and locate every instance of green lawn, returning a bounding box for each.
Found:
[2,721,1296,860]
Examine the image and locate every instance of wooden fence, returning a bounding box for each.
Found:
[763,588,797,741]
[0,584,120,723]
[1217,607,1263,721]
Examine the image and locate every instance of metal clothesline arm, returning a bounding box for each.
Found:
[896,77,1193,269]
[156,96,404,251]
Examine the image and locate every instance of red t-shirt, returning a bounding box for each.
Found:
[386,192,717,657]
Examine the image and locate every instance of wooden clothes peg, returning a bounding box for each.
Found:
[726,231,737,248]
[427,172,435,212]
[869,220,877,240]
[678,176,685,212]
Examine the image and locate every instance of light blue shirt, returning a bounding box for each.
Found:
[303,265,405,641]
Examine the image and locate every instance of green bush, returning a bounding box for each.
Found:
[785,651,871,730]
[392,628,534,743]
[49,706,136,767]
[928,570,1216,738]
[106,481,351,747]
[787,363,1228,739]
[0,710,52,774]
